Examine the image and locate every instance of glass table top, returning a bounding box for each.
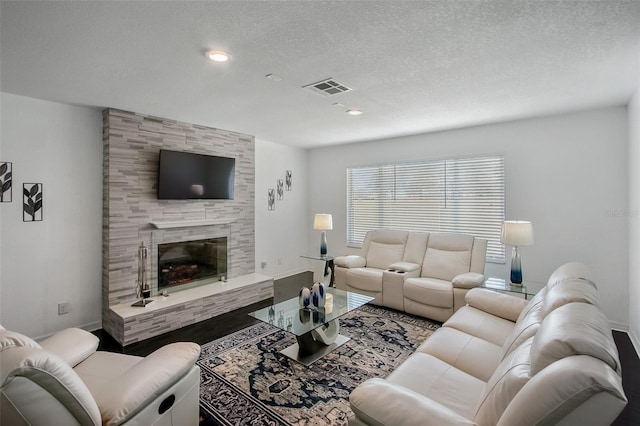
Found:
[300,254,334,262]
[482,277,546,298]
[249,288,373,337]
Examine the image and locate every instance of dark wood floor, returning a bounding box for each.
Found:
[95,274,640,425]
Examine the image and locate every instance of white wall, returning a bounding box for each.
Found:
[629,86,640,350]
[255,139,309,279]
[308,107,629,328]
[0,93,103,338]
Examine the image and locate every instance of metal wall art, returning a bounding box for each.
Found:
[0,162,12,202]
[268,189,275,210]
[23,183,43,222]
[277,179,284,200]
[285,170,292,191]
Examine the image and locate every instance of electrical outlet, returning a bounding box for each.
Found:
[58,302,71,315]
[277,257,282,265]
[261,260,267,269]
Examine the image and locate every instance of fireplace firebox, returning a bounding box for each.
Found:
[157,237,227,292]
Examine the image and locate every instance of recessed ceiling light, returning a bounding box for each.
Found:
[346,108,363,116]
[206,50,230,62]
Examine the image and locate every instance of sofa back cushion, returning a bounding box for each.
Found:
[421,233,474,280]
[1,346,102,425]
[500,296,544,360]
[402,232,429,265]
[365,230,408,269]
[530,303,620,375]
[547,261,596,290]
[541,278,600,318]
[474,337,533,425]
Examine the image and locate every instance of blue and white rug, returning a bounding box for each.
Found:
[197,304,440,426]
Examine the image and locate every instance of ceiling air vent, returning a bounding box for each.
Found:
[302,78,352,96]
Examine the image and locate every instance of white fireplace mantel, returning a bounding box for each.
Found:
[149,218,235,229]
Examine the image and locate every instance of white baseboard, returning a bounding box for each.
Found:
[610,321,628,332]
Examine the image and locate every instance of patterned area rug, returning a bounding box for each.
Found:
[197,304,441,425]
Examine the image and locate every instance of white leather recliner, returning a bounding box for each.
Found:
[0,325,201,426]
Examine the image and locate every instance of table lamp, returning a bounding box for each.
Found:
[500,220,534,285]
[313,213,333,257]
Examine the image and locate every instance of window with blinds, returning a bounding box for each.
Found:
[346,155,505,263]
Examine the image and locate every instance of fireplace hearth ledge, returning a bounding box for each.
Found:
[106,273,274,346]
[150,218,235,229]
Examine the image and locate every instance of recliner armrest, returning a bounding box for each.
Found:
[452,272,485,289]
[350,378,477,425]
[464,288,528,322]
[334,255,366,269]
[388,262,420,273]
[97,342,201,425]
[39,328,99,367]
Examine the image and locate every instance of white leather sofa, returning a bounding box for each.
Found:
[348,262,627,425]
[0,325,201,425]
[334,229,487,321]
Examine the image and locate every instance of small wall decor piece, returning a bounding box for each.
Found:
[0,162,12,202]
[23,183,43,222]
[285,170,292,191]
[277,179,284,200]
[268,189,275,210]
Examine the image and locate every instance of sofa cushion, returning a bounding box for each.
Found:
[473,337,533,425]
[428,233,475,251]
[417,327,502,382]
[465,288,528,322]
[547,262,596,289]
[366,241,405,269]
[402,232,429,264]
[541,278,600,318]
[39,328,99,367]
[444,305,516,346]
[421,247,471,281]
[452,272,484,289]
[334,255,366,268]
[346,267,385,292]
[500,300,543,360]
[404,277,453,308]
[531,303,621,375]
[349,378,477,426]
[75,343,200,426]
[386,352,485,420]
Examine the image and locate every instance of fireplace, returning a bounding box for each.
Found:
[157,237,227,292]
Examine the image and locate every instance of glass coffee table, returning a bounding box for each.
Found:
[249,288,373,366]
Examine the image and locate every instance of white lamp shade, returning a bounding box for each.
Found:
[500,220,534,246]
[313,214,333,231]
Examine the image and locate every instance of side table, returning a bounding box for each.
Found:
[482,277,545,300]
[300,254,335,287]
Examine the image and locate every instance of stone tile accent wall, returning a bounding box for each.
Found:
[102,109,256,337]
[109,274,274,345]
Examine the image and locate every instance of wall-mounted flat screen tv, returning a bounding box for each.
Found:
[157,149,235,200]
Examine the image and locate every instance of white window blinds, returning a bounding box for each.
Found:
[346,155,505,263]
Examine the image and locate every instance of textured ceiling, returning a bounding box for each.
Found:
[1,1,639,148]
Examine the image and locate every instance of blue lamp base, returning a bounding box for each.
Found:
[510,246,523,284]
[320,231,327,257]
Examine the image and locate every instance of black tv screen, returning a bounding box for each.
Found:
[157,150,235,200]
